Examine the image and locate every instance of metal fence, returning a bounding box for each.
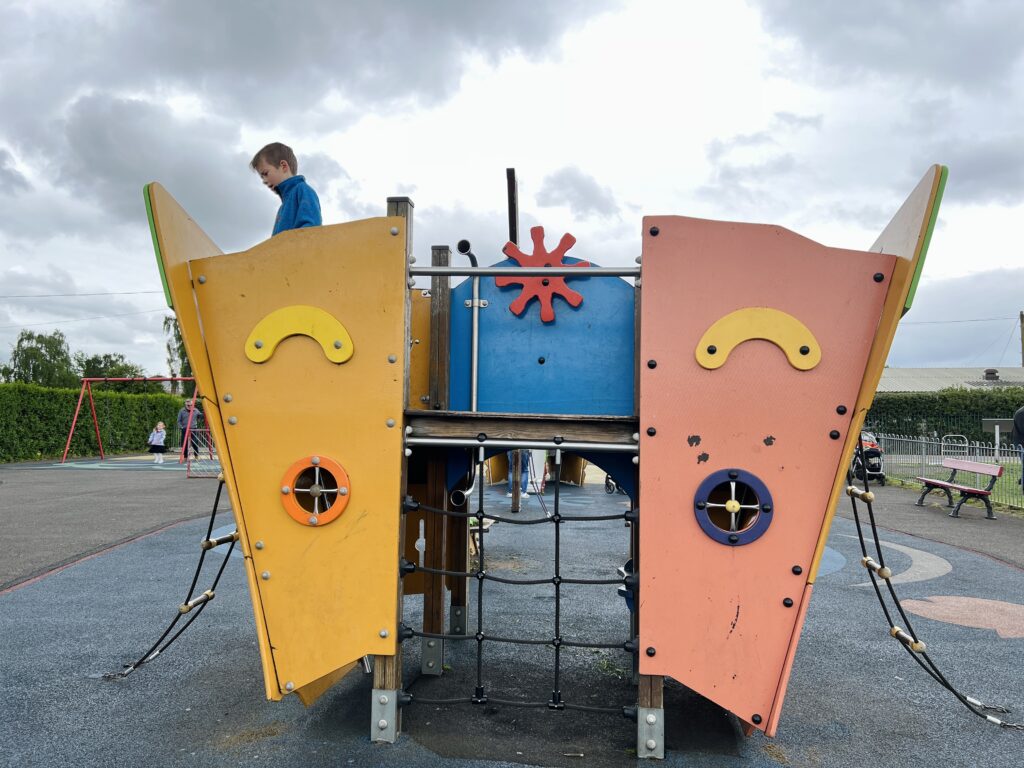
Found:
[875,432,1024,510]
[182,428,221,479]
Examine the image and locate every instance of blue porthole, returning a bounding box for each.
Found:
[694,469,774,546]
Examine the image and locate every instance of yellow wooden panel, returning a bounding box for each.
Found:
[145,183,220,398]
[192,218,409,697]
[146,183,278,696]
[408,290,431,409]
[810,166,946,581]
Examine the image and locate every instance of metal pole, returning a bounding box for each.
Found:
[61,380,89,463]
[411,265,640,277]
[406,436,639,453]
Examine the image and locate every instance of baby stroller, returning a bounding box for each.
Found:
[851,431,885,485]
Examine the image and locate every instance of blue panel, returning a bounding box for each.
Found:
[449,257,635,416]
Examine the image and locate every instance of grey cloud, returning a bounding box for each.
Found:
[0,1,618,246]
[773,112,823,131]
[754,0,1024,90]
[889,269,1024,367]
[706,132,775,164]
[697,153,798,212]
[921,136,1024,206]
[56,94,271,250]
[698,112,822,214]
[536,166,620,219]
[0,1,620,153]
[0,149,30,193]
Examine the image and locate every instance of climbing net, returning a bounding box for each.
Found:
[399,449,639,717]
[104,482,236,678]
[846,445,1023,730]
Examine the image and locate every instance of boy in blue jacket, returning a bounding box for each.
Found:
[250,142,322,235]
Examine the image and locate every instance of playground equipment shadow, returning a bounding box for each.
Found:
[0,467,1022,767]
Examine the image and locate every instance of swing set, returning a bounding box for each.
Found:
[60,376,198,463]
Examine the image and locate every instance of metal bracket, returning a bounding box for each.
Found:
[637,706,665,759]
[450,604,467,635]
[371,688,399,743]
[464,299,489,308]
[421,636,443,676]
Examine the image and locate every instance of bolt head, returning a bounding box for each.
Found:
[427,661,435,668]
[197,275,206,284]
[379,629,389,638]
[311,456,320,465]
[333,340,342,349]
[285,681,294,691]
[645,739,657,750]
[783,597,794,607]
[752,714,763,724]
[386,419,396,428]
[378,695,389,704]
[632,456,639,465]
[255,540,264,550]
[388,354,397,363]
[647,427,656,436]
[646,646,656,657]
[281,486,290,494]
[390,226,399,236]
[340,487,349,496]
[223,394,233,403]
[308,516,318,525]
[646,713,657,724]
[254,339,263,349]
[427,640,436,648]
[829,430,841,439]
[649,226,660,236]
[228,416,238,425]
[378,719,389,730]
[261,571,270,580]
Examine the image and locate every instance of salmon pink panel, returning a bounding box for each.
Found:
[638,216,896,730]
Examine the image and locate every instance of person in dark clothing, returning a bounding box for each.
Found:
[176,400,203,460]
[1011,405,1024,487]
[250,142,322,235]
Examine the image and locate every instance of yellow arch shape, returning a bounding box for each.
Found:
[245,305,354,364]
[696,307,821,371]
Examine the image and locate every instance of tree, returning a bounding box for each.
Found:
[73,352,161,393]
[1,330,79,388]
[163,315,192,394]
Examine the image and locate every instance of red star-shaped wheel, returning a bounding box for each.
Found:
[497,226,591,323]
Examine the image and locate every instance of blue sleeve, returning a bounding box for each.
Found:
[294,186,322,229]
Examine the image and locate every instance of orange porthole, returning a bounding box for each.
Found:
[280,455,351,527]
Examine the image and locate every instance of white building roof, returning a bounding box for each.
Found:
[878,367,1024,393]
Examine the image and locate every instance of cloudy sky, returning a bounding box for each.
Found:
[1,0,1022,377]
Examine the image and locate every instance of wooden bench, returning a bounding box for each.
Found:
[915,457,1003,519]
[468,518,495,556]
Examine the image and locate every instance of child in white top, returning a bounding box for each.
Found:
[147,422,167,464]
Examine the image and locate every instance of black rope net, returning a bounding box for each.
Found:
[104,480,236,679]
[400,450,639,718]
[847,444,1023,730]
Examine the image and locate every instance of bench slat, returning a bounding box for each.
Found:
[940,458,1003,476]
[914,477,991,496]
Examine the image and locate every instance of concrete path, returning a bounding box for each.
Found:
[1,465,1021,767]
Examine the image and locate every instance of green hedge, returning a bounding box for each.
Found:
[866,387,1024,442]
[0,383,186,463]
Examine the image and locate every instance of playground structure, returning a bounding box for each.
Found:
[145,164,947,757]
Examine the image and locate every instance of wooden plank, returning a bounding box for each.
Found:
[429,246,451,411]
[407,411,637,444]
[638,674,663,709]
[942,458,1003,476]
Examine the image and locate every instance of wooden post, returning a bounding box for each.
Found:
[372,196,415,742]
[422,244,451,671]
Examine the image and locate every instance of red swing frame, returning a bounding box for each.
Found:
[60,376,197,463]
